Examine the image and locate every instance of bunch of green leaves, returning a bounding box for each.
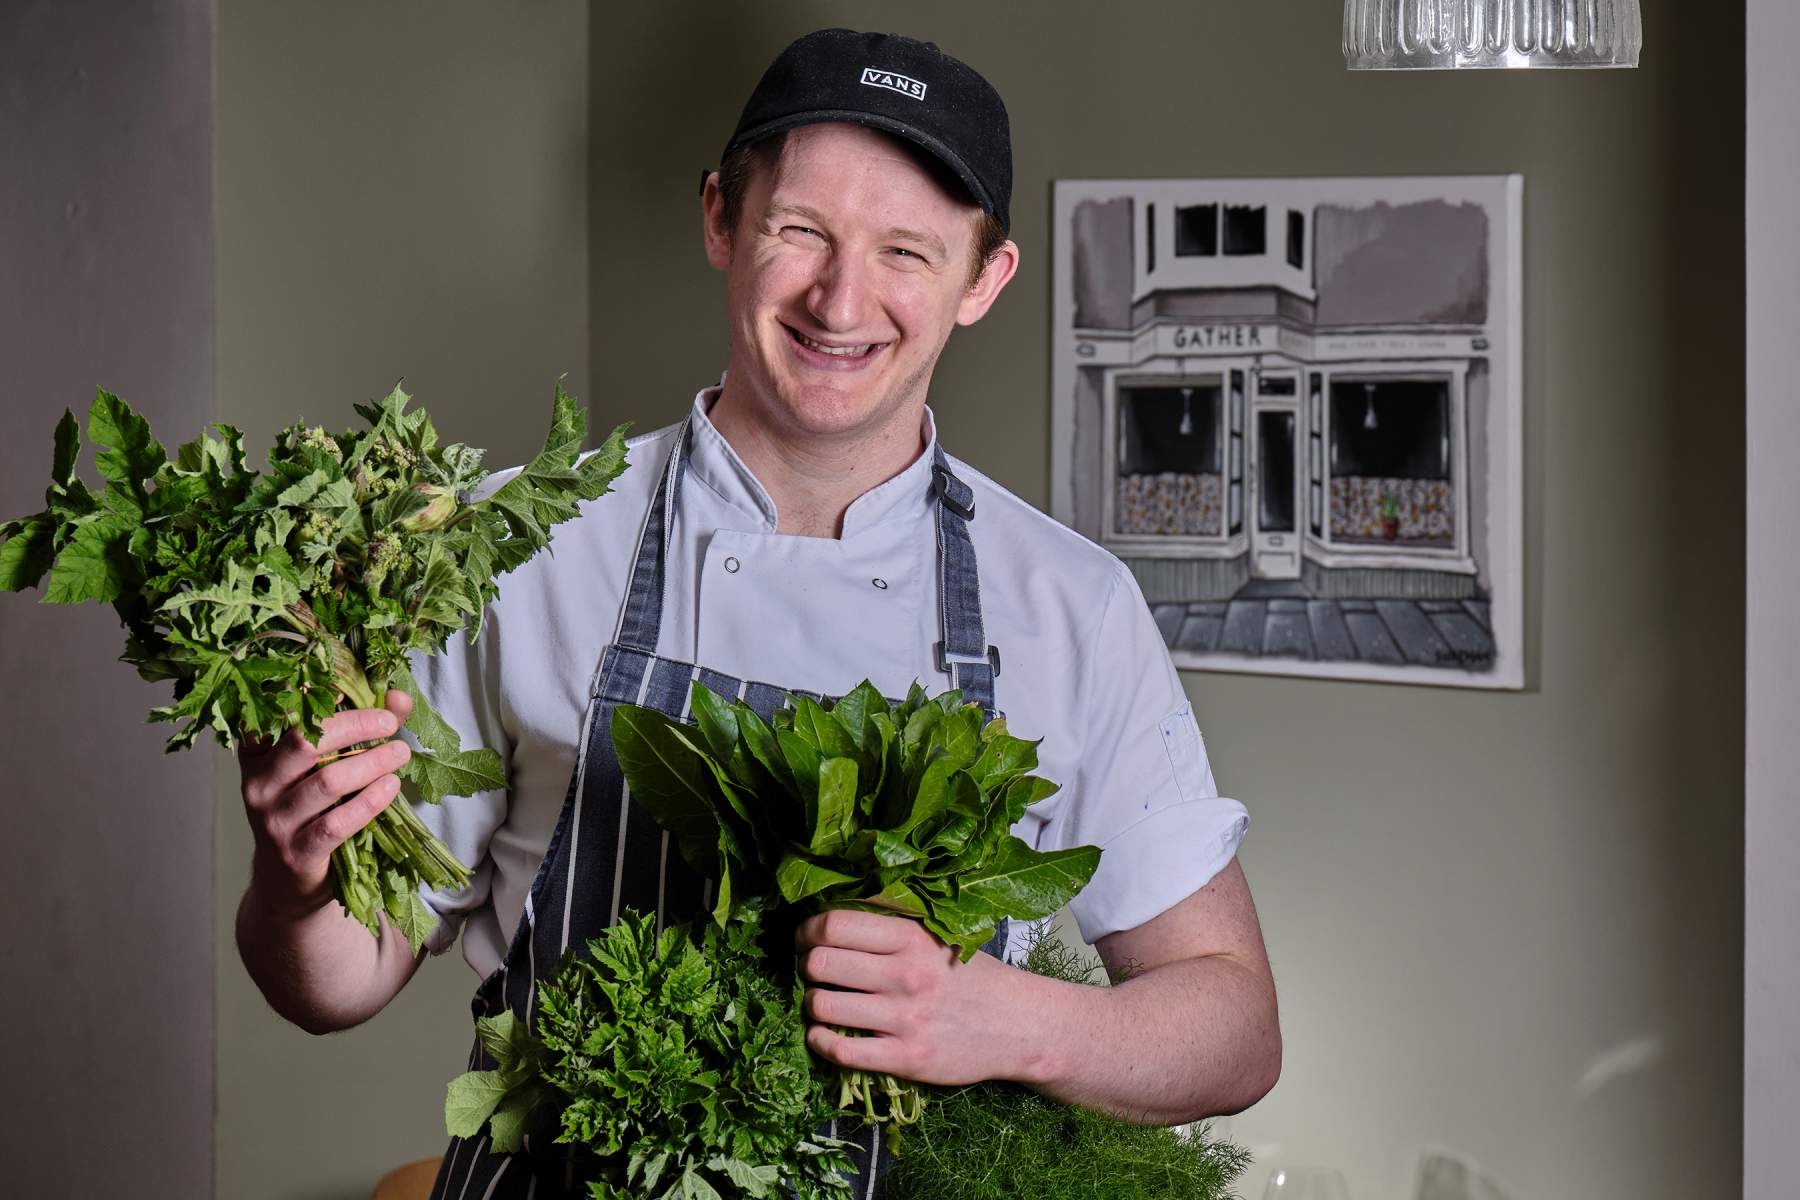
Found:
[0,384,629,949]
[445,906,855,1200]
[887,925,1254,1200]
[615,680,1100,962]
[612,680,1102,1122]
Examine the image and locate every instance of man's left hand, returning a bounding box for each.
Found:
[795,908,1038,1087]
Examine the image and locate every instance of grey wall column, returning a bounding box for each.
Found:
[0,2,216,1196]
[1745,0,1800,1195]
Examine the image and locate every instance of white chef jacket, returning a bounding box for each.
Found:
[412,384,1248,978]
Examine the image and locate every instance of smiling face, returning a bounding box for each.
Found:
[702,123,1018,447]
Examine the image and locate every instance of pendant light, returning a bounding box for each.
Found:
[1344,0,1642,69]
[1179,386,1195,437]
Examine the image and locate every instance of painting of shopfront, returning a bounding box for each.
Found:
[1052,177,1523,688]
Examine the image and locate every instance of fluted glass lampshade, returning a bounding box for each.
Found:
[1344,0,1642,69]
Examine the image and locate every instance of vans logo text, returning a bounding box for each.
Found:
[860,68,927,101]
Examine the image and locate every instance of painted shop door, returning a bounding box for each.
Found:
[1250,377,1301,579]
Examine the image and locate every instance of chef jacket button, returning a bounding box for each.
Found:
[871,577,888,590]
[723,556,740,574]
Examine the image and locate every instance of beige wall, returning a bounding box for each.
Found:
[210,1,1745,1197]
[214,3,588,1196]
[1744,0,1798,1194]
[589,2,1744,1198]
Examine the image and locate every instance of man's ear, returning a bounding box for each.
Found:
[701,171,732,271]
[956,239,1021,327]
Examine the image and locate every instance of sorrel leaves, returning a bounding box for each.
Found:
[613,680,1101,962]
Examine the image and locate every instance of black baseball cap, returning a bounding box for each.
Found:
[717,28,1013,233]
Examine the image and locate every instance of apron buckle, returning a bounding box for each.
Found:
[931,463,976,520]
[935,640,1001,677]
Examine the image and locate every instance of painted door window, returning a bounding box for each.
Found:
[1257,410,1297,533]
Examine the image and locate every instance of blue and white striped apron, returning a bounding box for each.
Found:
[430,419,1003,1199]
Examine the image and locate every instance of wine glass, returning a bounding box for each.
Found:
[1261,1165,1351,1200]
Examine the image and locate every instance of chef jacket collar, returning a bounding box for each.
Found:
[685,380,941,539]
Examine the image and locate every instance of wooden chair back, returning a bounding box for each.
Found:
[372,1157,442,1200]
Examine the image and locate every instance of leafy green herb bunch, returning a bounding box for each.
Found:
[0,383,628,949]
[887,925,1254,1200]
[446,904,856,1200]
[611,680,1103,1125]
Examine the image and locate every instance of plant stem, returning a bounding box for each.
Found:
[314,743,377,768]
[279,599,472,937]
[281,598,379,710]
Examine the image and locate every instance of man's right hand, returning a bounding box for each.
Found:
[234,690,427,1034]
[237,690,414,916]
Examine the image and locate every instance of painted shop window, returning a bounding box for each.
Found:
[1145,202,1156,274]
[1115,383,1224,537]
[1287,209,1306,270]
[1223,205,1266,256]
[1174,204,1218,257]
[1328,379,1455,547]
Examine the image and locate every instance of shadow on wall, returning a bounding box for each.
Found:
[1642,0,1748,1183]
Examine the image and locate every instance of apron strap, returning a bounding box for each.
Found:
[931,445,997,713]
[613,417,690,653]
[614,418,996,712]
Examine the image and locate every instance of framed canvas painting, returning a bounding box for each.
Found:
[1051,176,1524,688]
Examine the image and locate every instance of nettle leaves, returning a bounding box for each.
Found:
[444,1008,556,1159]
[0,383,630,950]
[446,908,855,1200]
[612,681,1102,961]
[1,383,627,751]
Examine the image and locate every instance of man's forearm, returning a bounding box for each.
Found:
[797,861,1281,1121]
[1007,952,1281,1125]
[235,872,422,1035]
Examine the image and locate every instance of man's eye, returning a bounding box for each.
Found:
[784,226,822,238]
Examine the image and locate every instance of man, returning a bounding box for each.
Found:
[235,28,1280,1198]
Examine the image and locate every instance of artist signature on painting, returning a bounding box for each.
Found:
[1435,647,1495,668]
